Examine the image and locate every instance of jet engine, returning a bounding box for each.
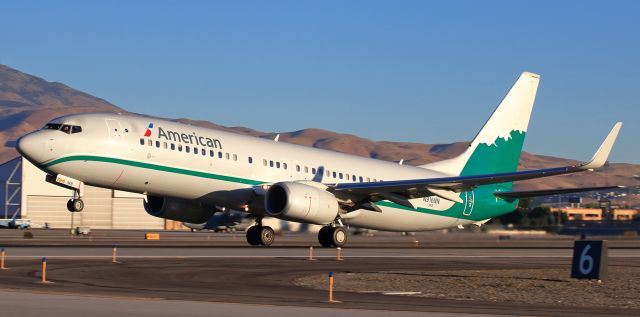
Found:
[144,195,215,224]
[265,182,339,225]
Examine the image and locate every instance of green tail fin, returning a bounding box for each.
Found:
[421,72,540,177]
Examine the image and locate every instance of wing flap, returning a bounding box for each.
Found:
[494,186,624,200]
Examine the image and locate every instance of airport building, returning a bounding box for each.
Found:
[1,157,173,230]
[551,207,638,221]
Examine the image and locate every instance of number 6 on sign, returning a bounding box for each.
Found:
[579,244,593,275]
[571,240,607,280]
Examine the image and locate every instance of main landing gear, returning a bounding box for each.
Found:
[246,219,275,246]
[244,219,347,248]
[318,226,347,248]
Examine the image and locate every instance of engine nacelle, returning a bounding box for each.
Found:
[144,195,215,224]
[265,182,339,225]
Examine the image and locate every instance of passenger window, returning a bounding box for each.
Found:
[283,163,287,170]
[233,154,237,161]
[352,175,356,182]
[210,150,214,157]
[296,165,301,172]
[304,166,309,173]
[163,142,168,149]
[312,168,316,174]
[194,148,199,154]
[186,146,190,153]
[202,150,206,156]
[326,170,330,177]
[171,143,176,150]
[156,141,160,148]
[366,177,370,182]
[225,153,230,160]
[248,157,253,164]
[373,178,377,182]
[339,173,343,179]
[276,162,280,169]
[346,173,350,180]
[332,172,337,178]
[270,160,274,167]
[139,138,144,145]
[218,152,223,158]
[71,126,82,133]
[359,176,363,182]
[263,159,267,166]
[178,145,183,152]
[147,139,153,146]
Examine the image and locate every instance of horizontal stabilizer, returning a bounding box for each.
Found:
[494,186,624,201]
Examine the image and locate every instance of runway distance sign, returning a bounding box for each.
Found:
[571,240,608,280]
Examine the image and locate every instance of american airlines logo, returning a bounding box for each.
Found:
[145,123,223,149]
[144,123,153,137]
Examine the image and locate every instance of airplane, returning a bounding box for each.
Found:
[16,72,623,247]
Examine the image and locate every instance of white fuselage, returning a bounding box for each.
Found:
[17,113,478,231]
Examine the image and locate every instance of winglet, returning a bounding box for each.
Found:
[580,122,622,170]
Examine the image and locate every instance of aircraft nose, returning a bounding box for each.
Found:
[16,133,46,164]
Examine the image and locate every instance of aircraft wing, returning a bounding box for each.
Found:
[332,122,622,205]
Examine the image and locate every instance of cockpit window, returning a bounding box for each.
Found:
[44,123,62,130]
[44,123,82,134]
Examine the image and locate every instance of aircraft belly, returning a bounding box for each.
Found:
[114,164,243,200]
[344,205,458,232]
[48,161,123,188]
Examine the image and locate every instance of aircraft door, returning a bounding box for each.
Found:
[105,119,123,140]
[103,119,125,181]
[284,160,295,180]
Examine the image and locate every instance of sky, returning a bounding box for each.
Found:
[1,0,638,163]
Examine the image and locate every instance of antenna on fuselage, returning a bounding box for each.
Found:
[274,134,280,142]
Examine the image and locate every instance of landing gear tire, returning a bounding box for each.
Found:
[246,226,275,246]
[246,226,261,246]
[318,226,347,248]
[67,199,84,212]
[259,226,275,246]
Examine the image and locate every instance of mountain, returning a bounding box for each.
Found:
[1,64,637,205]
[0,64,124,162]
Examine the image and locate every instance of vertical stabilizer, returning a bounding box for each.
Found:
[421,72,540,176]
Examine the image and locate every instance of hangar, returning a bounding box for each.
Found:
[0,156,173,230]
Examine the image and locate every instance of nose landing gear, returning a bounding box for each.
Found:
[67,198,84,212]
[66,186,84,212]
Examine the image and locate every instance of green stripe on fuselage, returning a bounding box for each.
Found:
[43,155,263,186]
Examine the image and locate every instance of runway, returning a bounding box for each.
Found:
[0,230,638,316]
[2,246,640,258]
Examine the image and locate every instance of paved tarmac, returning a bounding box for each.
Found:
[2,229,639,249]
[2,246,639,258]
[0,290,510,317]
[0,230,638,316]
